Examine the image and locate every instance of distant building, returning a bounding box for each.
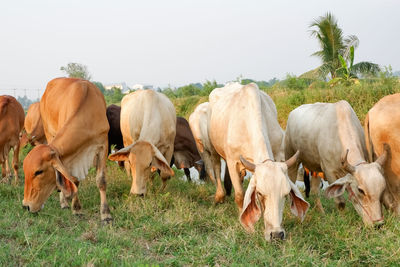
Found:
[131,84,154,91]
[105,82,130,94]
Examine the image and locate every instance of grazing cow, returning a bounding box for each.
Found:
[285,100,388,226]
[0,95,24,183]
[22,78,112,224]
[20,102,46,147]
[365,93,400,215]
[172,117,204,181]
[109,90,175,195]
[106,104,124,168]
[209,83,309,241]
[189,102,225,202]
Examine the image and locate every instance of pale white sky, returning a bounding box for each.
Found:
[1,0,399,98]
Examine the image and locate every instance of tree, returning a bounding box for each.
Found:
[309,13,360,79]
[331,46,380,85]
[92,81,106,94]
[60,62,92,80]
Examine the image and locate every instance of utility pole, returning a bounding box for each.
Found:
[24,89,27,97]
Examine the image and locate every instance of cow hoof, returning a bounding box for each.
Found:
[101,217,113,226]
[337,202,346,210]
[214,196,225,204]
[60,204,70,209]
[73,210,84,217]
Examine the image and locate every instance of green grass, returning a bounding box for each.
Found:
[1,160,400,265]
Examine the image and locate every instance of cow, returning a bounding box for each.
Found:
[0,95,24,184]
[189,102,225,202]
[172,117,204,181]
[22,78,112,224]
[365,93,400,215]
[20,102,46,147]
[208,83,309,241]
[106,104,124,168]
[108,89,175,195]
[285,100,388,226]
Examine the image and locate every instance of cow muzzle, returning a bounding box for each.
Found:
[270,231,285,240]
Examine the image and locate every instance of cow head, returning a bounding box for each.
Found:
[108,140,174,195]
[325,144,389,226]
[23,144,78,212]
[239,151,309,241]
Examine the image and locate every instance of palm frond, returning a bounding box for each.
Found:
[351,62,381,76]
[343,35,359,59]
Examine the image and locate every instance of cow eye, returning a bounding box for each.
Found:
[34,170,44,176]
[358,187,365,196]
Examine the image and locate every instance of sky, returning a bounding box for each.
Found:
[1,0,399,98]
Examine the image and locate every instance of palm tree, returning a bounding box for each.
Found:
[309,12,377,79]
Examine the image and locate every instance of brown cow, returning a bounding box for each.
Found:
[20,102,46,147]
[173,117,204,181]
[22,78,112,223]
[0,95,24,184]
[365,93,400,215]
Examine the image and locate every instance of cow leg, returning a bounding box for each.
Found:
[161,148,174,191]
[224,165,232,197]
[1,161,7,183]
[96,150,113,224]
[324,169,346,210]
[310,174,324,213]
[70,181,83,215]
[227,159,244,212]
[213,158,225,204]
[59,192,70,209]
[12,143,20,184]
[203,152,216,184]
[5,152,11,180]
[184,168,191,181]
[124,161,131,177]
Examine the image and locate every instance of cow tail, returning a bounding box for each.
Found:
[0,97,10,117]
[364,113,374,162]
[303,169,310,198]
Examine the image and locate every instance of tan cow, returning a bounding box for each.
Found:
[109,90,175,195]
[189,102,224,202]
[22,78,112,223]
[365,93,400,215]
[209,82,309,241]
[0,95,24,183]
[285,100,388,226]
[20,102,46,147]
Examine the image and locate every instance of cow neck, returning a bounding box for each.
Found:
[336,106,367,166]
[249,97,274,163]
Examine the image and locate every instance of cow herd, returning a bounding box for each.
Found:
[1,77,400,242]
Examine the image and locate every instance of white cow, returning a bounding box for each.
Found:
[209,82,309,241]
[109,90,176,195]
[189,102,225,202]
[285,100,388,226]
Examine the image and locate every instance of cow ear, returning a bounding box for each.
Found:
[108,145,132,161]
[325,174,351,198]
[240,177,261,233]
[50,150,78,198]
[288,179,309,221]
[152,145,174,176]
[55,170,77,198]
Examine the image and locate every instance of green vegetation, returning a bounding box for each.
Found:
[2,154,400,265]
[60,62,92,80]
[309,12,379,79]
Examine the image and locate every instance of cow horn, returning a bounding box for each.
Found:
[240,156,256,172]
[375,143,390,167]
[341,149,355,173]
[285,150,299,168]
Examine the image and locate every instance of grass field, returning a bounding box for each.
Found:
[2,81,400,266]
[1,159,400,265]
